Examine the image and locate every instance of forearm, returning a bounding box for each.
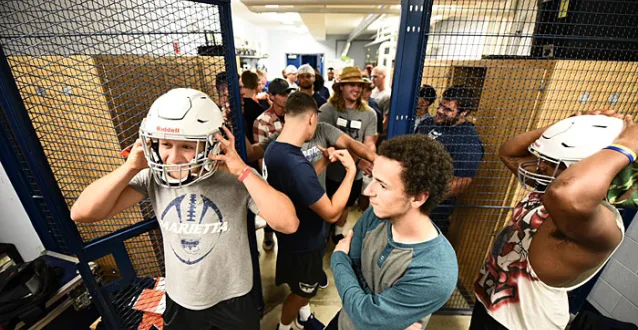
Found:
[444,177,472,199]
[242,172,299,234]
[545,150,629,217]
[499,126,547,158]
[71,164,140,221]
[314,156,330,175]
[327,170,356,222]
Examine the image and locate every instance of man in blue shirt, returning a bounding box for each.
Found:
[264,92,357,330]
[415,85,484,234]
[328,134,459,330]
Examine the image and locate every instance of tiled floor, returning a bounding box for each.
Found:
[257,207,472,330]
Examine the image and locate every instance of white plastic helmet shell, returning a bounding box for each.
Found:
[518,114,624,191]
[139,88,225,188]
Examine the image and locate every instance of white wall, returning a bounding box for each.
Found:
[427,18,489,60]
[264,32,380,81]
[0,162,44,261]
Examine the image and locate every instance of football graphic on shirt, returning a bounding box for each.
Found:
[159,193,228,265]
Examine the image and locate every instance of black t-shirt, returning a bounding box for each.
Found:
[243,98,266,143]
[263,141,327,252]
[313,92,327,109]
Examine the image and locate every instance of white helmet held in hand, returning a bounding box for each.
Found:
[139,88,225,188]
[519,114,624,192]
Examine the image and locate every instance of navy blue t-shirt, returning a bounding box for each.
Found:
[264,141,327,252]
[313,92,327,109]
[415,116,484,230]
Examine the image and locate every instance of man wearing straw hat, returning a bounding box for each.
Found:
[319,66,378,243]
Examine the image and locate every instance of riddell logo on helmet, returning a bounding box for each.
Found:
[157,126,180,133]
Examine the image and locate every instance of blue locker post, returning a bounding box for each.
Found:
[0,46,121,329]
[216,0,265,314]
[387,0,435,138]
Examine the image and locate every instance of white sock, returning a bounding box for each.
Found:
[299,304,311,321]
[335,225,344,236]
[278,318,292,330]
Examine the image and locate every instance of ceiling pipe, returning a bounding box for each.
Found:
[247,6,400,14]
[342,10,384,57]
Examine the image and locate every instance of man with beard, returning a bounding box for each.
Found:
[297,64,327,108]
[319,66,378,243]
[415,85,484,234]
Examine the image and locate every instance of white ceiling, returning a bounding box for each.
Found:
[231,0,393,38]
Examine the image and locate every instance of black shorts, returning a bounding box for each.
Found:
[275,248,324,298]
[163,292,260,330]
[469,302,508,330]
[326,178,363,207]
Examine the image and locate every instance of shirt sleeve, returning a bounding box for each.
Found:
[318,103,334,125]
[364,109,378,137]
[291,162,325,206]
[330,255,455,330]
[253,117,268,143]
[128,168,151,196]
[323,123,345,146]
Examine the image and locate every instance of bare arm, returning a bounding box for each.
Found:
[444,177,473,199]
[544,114,635,250]
[310,150,357,223]
[313,153,330,175]
[334,134,377,163]
[499,126,548,177]
[71,139,147,223]
[212,127,298,234]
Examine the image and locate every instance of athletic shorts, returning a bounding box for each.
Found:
[163,292,259,330]
[275,248,324,298]
[326,178,363,207]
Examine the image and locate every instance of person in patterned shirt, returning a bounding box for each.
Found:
[253,78,296,144]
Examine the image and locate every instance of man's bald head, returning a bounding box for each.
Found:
[371,66,388,90]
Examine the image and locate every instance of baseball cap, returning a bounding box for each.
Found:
[284,65,298,75]
[297,64,315,76]
[268,78,297,95]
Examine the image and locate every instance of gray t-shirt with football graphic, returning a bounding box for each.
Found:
[129,168,259,311]
[318,102,377,182]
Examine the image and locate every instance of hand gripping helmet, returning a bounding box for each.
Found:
[519,114,624,192]
[139,88,225,188]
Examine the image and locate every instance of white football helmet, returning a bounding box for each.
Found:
[139,88,225,188]
[519,114,624,192]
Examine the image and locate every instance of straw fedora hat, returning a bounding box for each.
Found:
[333,66,371,92]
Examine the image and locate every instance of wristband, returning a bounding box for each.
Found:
[237,166,252,182]
[604,144,636,164]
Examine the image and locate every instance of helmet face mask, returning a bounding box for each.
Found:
[139,88,225,189]
[516,114,624,193]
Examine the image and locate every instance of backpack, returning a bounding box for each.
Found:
[0,257,62,329]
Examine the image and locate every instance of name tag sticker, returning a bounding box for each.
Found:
[337,118,348,127]
[350,120,362,129]
[274,121,282,130]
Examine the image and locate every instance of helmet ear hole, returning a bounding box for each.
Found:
[150,140,162,163]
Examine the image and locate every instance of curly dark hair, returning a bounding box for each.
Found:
[378,134,454,214]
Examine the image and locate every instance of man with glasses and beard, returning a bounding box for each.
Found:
[414,85,484,235]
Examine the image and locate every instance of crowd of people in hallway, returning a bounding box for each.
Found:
[70,62,638,330]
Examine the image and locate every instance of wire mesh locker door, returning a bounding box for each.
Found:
[0,0,255,328]
[405,0,638,312]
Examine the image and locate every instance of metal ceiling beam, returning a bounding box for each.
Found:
[246,6,401,14]
[242,0,399,5]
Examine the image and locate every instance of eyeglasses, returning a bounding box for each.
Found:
[437,104,456,113]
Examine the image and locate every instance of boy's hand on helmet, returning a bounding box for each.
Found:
[209,126,247,176]
[125,139,149,171]
[575,109,625,119]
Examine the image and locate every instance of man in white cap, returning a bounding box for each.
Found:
[284,65,298,89]
[298,64,327,108]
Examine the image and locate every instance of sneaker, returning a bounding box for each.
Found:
[295,313,325,330]
[263,232,275,251]
[319,271,329,289]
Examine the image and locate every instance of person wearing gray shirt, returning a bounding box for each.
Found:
[319,66,378,244]
[70,88,299,330]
